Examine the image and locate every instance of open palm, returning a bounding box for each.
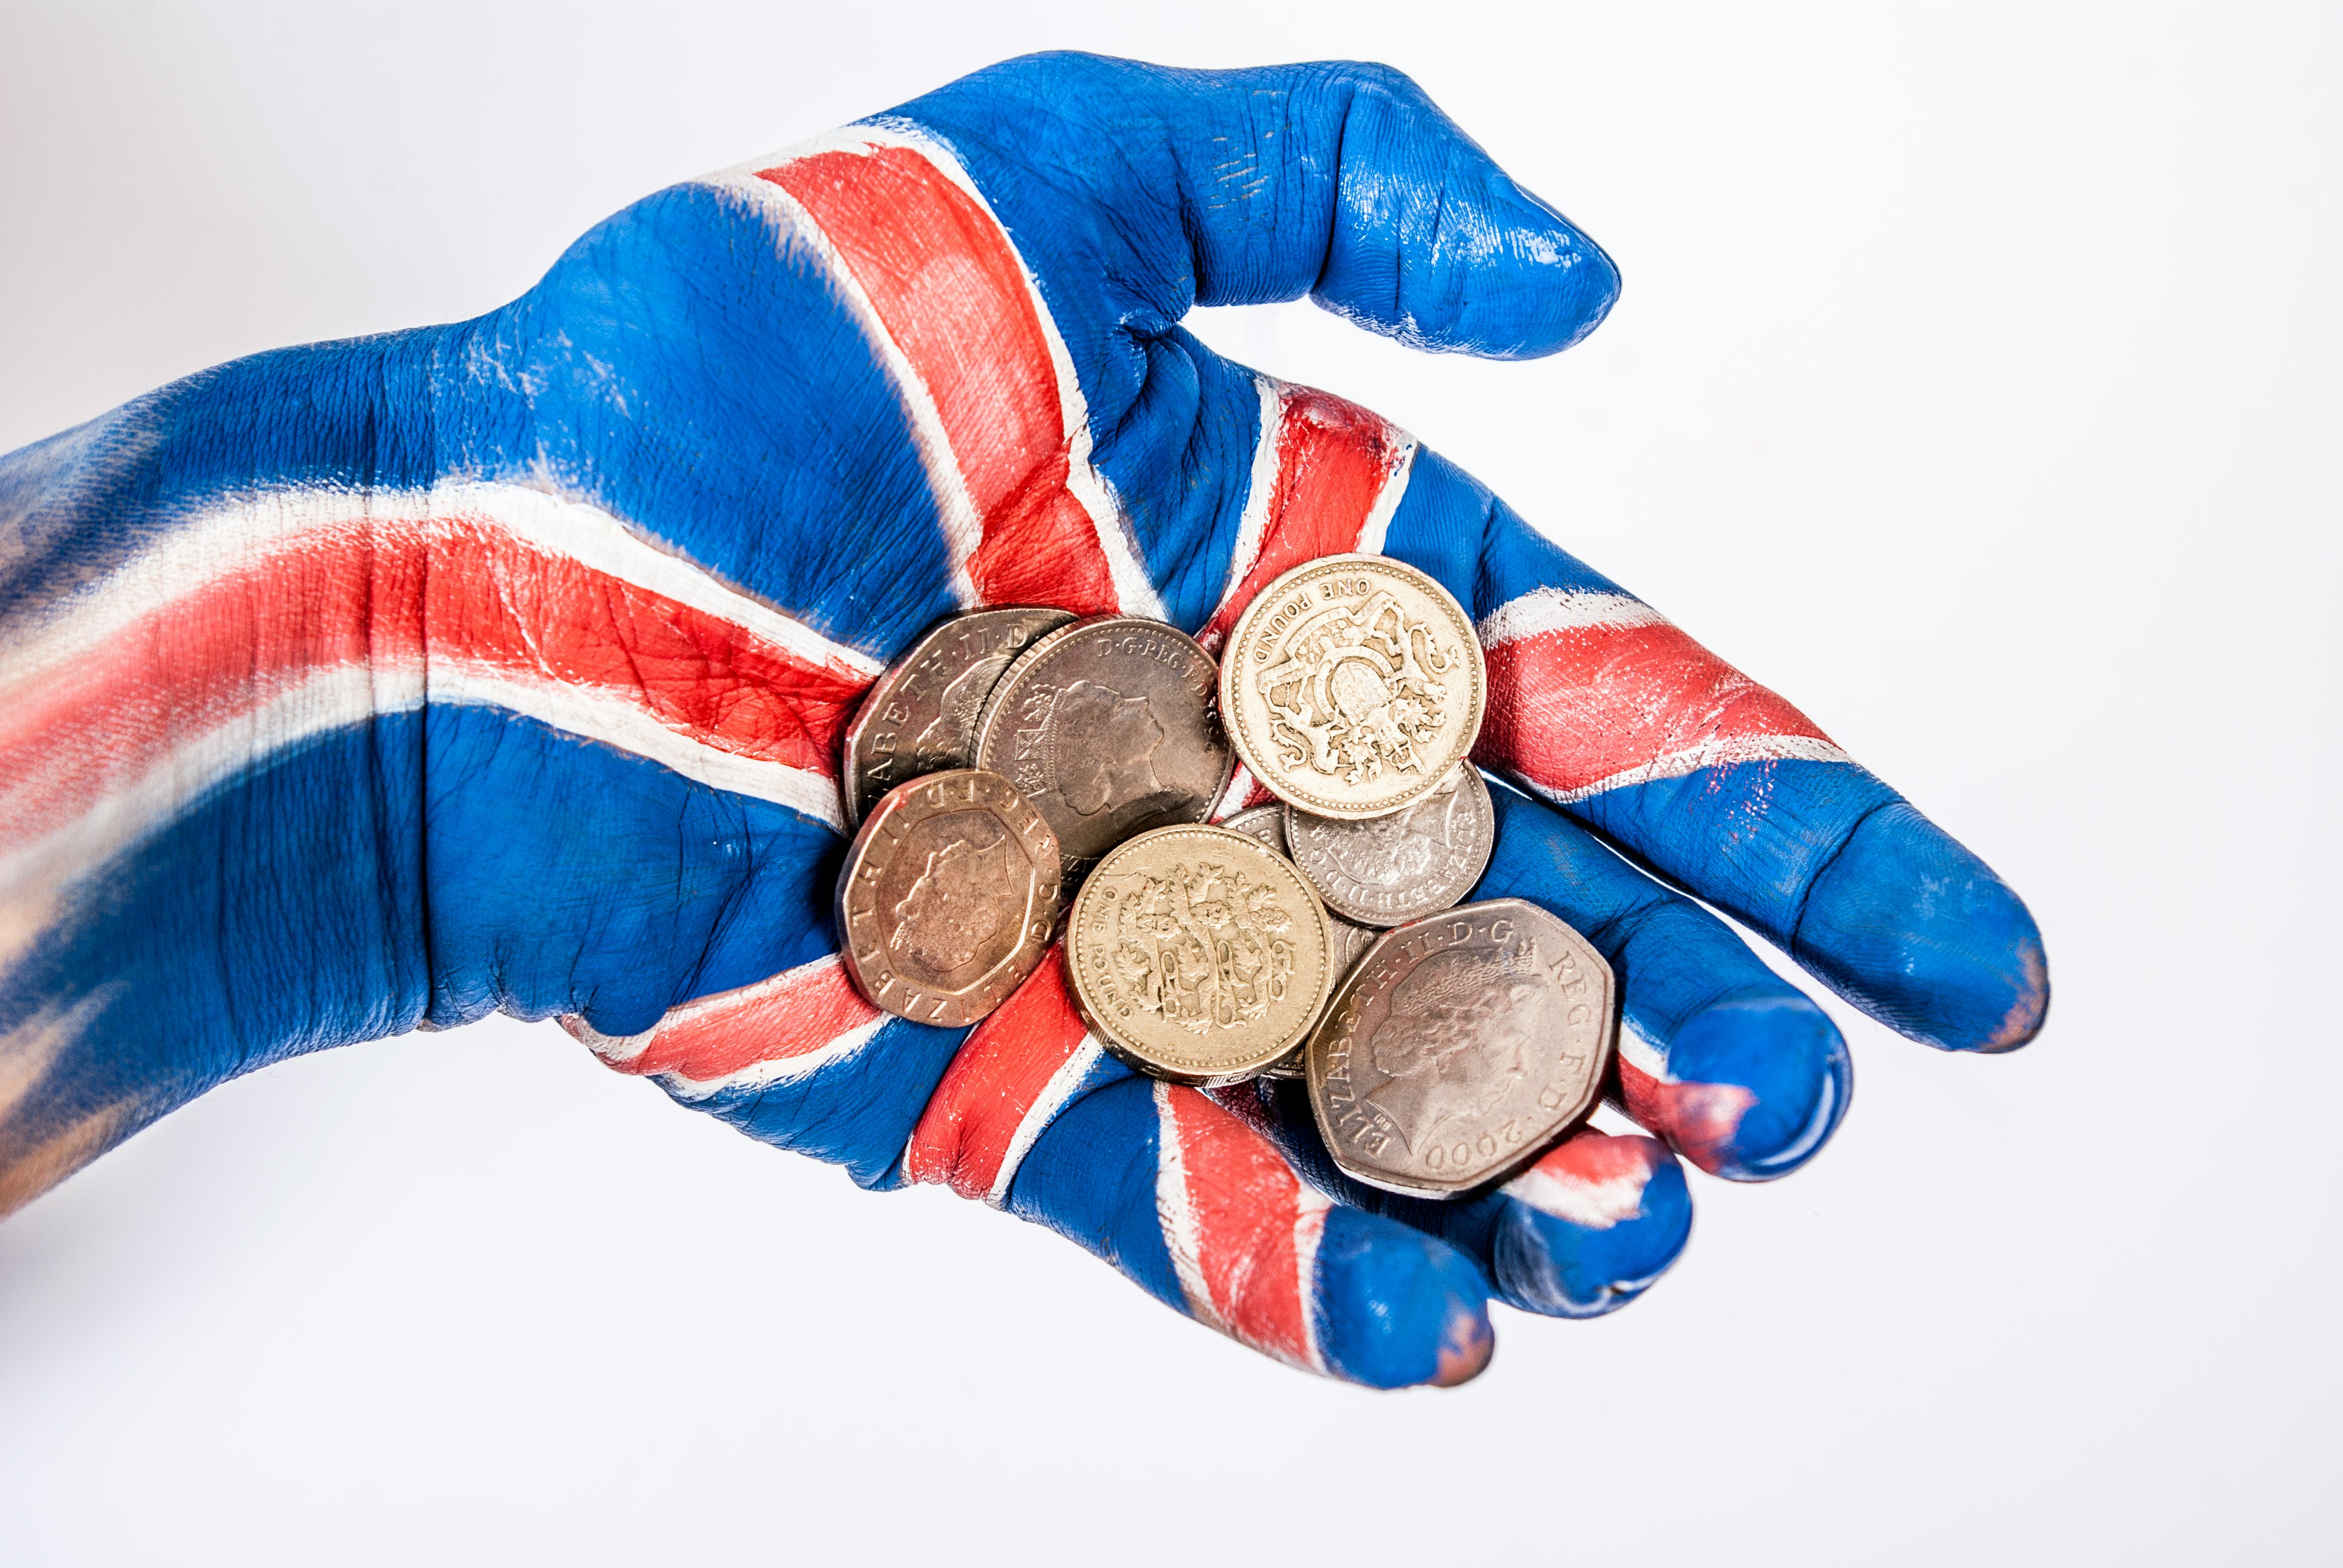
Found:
[0,53,2045,1387]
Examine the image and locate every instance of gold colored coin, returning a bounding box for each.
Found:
[1218,554,1486,820]
[1066,823,1336,1086]
[834,768,1062,1027]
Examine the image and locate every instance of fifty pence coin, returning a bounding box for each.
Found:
[1066,823,1335,1086]
[1305,898,1614,1197]
[974,616,1234,868]
[840,607,1074,829]
[836,768,1061,1027]
[1285,763,1496,927]
[1219,554,1486,821]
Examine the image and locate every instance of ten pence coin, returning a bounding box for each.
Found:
[840,607,1075,829]
[1219,554,1485,821]
[835,768,1062,1027]
[1305,899,1614,1198]
[1067,824,1336,1086]
[1285,763,1496,927]
[1217,803,1291,855]
[974,616,1234,868]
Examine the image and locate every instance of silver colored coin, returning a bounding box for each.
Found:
[840,607,1075,829]
[1218,803,1290,855]
[1219,554,1486,820]
[1285,764,1496,927]
[974,616,1234,869]
[1305,899,1615,1197]
[835,768,1062,1027]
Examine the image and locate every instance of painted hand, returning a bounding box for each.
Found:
[0,53,2045,1387]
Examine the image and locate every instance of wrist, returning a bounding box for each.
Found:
[0,324,471,1208]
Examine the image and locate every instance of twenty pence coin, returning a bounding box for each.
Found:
[974,616,1234,867]
[1306,898,1614,1197]
[1285,763,1496,927]
[835,768,1061,1027]
[1219,554,1485,820]
[840,607,1075,829]
[1067,823,1335,1086]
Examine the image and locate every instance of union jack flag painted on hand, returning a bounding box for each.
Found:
[0,53,2043,1386]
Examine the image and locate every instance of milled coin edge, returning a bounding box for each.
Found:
[1217,553,1489,822]
[1064,822,1339,1086]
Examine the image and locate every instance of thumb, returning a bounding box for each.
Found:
[899,51,1619,358]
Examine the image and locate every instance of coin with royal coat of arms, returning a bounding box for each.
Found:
[839,606,1074,829]
[1067,823,1336,1085]
[1219,554,1485,821]
[836,768,1062,1027]
[1305,899,1614,1197]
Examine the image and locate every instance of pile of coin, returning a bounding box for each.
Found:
[833,556,1616,1197]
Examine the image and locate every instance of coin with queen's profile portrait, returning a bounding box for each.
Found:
[835,768,1062,1028]
[1219,554,1485,821]
[974,616,1233,869]
[1306,899,1614,1197]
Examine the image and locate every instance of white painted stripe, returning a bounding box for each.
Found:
[559,953,852,1065]
[0,665,404,973]
[727,124,1163,619]
[654,1013,888,1101]
[1614,1013,1673,1083]
[1199,374,1291,651]
[985,1034,1104,1207]
[1502,1160,1652,1230]
[1475,586,1670,648]
[1351,431,1417,558]
[430,667,846,831]
[1532,733,1855,805]
[1208,763,1260,823]
[1152,1082,1224,1334]
[701,166,986,611]
[1,480,882,690]
[1290,1187,1332,1374]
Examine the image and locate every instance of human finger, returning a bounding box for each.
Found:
[899,51,1619,358]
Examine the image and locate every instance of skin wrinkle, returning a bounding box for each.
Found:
[1786,795,1894,964]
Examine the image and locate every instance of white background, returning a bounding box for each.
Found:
[1,3,2336,1563]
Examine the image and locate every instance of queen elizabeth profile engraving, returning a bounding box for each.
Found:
[1364,946,1544,1151]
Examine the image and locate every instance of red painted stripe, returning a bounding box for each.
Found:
[1161,1085,1317,1367]
[0,516,871,852]
[1478,623,1835,797]
[760,148,1119,614]
[600,959,881,1081]
[902,947,1090,1198]
[1616,1059,1756,1176]
[1525,1125,1667,1191]
[1199,388,1406,651]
